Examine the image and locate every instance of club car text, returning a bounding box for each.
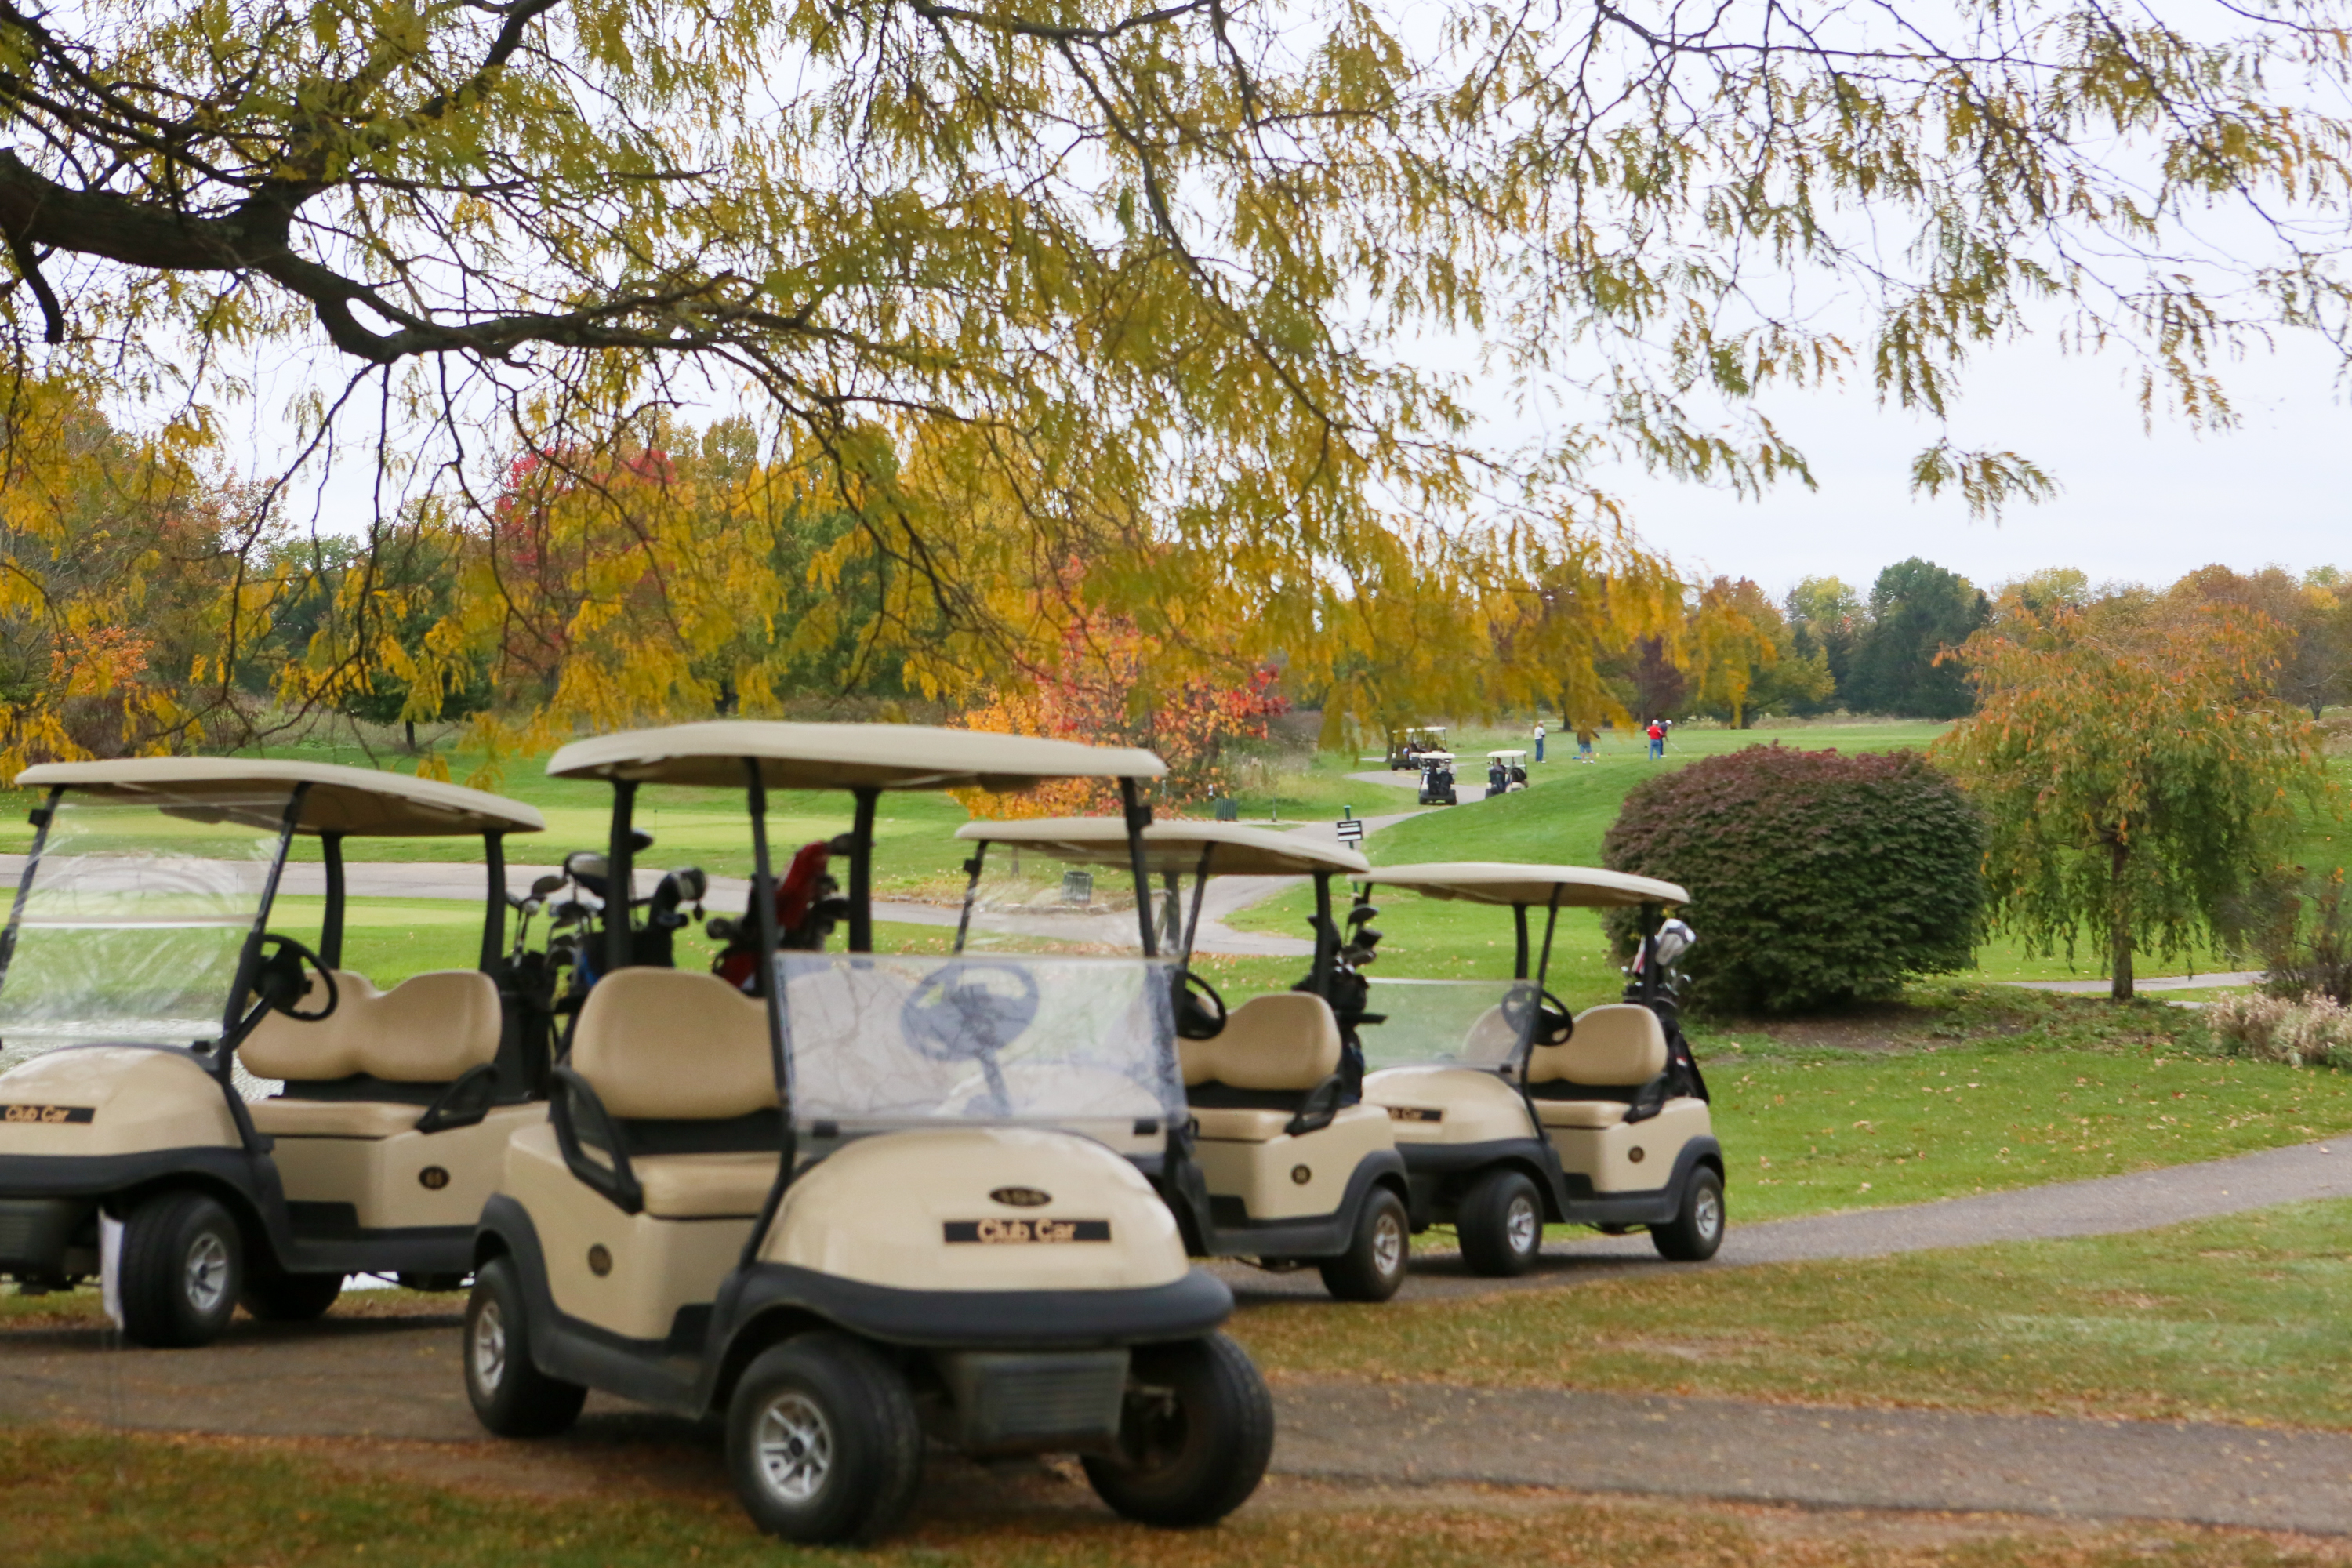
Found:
[0,1104,94,1125]
[944,1218,1112,1244]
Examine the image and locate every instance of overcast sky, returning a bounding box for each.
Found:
[1595,330,2350,602]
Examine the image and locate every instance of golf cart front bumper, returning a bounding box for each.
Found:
[718,1260,1234,1352]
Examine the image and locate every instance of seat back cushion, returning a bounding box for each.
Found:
[1526,1004,1668,1087]
[1179,992,1341,1091]
[241,970,500,1083]
[571,968,777,1120]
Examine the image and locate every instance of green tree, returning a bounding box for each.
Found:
[1936,604,2331,1000]
[1847,559,1989,718]
[1784,577,1864,713]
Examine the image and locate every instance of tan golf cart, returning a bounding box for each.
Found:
[949,818,1410,1301]
[1415,752,1459,807]
[463,723,1272,1544]
[1355,862,1724,1275]
[1385,725,1447,771]
[0,758,546,1345]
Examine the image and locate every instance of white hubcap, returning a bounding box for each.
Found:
[473,1299,508,1388]
[183,1232,230,1313]
[1506,1194,1540,1255]
[1373,1211,1406,1276]
[756,1392,834,1503]
[1694,1187,1722,1239]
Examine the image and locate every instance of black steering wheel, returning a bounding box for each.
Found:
[252,933,339,1022]
[1174,969,1228,1040]
[902,961,1044,1116]
[1501,983,1574,1047]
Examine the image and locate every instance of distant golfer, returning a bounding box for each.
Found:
[1533,720,1545,763]
[1646,719,1665,759]
[1577,722,1596,762]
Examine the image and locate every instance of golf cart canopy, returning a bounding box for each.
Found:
[1486,750,1526,761]
[1369,862,1689,908]
[13,758,544,838]
[954,818,1370,878]
[547,722,1166,792]
[1417,752,1455,764]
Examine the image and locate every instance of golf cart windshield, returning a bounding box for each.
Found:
[780,952,1185,1134]
[954,848,1155,956]
[0,791,291,1069]
[1355,977,1538,1074]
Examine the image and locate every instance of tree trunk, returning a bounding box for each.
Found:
[2109,837,2135,1002]
[403,717,416,752]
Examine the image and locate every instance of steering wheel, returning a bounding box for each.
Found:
[252,934,339,1022]
[902,961,1044,1117]
[1174,969,1228,1041]
[1501,984,1574,1047]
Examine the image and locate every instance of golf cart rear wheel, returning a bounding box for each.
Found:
[1653,1167,1726,1262]
[1083,1334,1272,1528]
[1319,1187,1409,1302]
[464,1256,586,1436]
[1457,1168,1544,1276]
[118,1189,244,1348]
[241,1266,343,1322]
[726,1332,924,1545]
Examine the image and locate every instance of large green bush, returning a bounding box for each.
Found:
[1602,746,1985,1014]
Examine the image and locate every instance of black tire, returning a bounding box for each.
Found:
[464,1255,587,1436]
[1652,1166,1726,1262]
[726,1332,924,1544]
[1318,1186,1409,1302]
[241,1266,343,1322]
[117,1189,244,1348]
[1082,1334,1273,1528]
[1457,1167,1544,1277]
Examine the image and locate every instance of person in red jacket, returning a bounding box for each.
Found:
[1646,718,1666,759]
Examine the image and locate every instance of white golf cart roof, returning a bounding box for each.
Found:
[955,817,1370,877]
[12,757,545,837]
[1486,750,1527,760]
[546,721,1166,792]
[1369,861,1689,908]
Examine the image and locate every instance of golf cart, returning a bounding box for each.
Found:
[1354,863,1723,1275]
[949,818,1410,1301]
[1416,752,1459,807]
[463,723,1272,1544]
[0,758,547,1346]
[1385,726,1446,771]
[1483,750,1530,796]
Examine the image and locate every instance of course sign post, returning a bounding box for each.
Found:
[1335,808,1365,845]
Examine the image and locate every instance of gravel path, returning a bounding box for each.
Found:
[1217,1134,2352,1301]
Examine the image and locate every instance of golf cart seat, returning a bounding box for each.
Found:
[245,970,503,1138]
[1523,1004,1668,1129]
[564,967,782,1218]
[1181,993,1342,1141]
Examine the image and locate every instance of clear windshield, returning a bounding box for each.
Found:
[953,845,1172,956]
[1358,977,1539,1074]
[0,792,292,1071]
[779,952,1185,1133]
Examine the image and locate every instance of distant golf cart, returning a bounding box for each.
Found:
[1415,752,1459,807]
[0,759,547,1346]
[463,723,1272,1544]
[950,818,1410,1301]
[1353,863,1722,1276]
[1385,726,1447,771]
[1483,750,1530,797]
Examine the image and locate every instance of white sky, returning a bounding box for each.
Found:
[1595,326,2352,603]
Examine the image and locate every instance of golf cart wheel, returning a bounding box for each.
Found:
[1652,1167,1726,1262]
[1457,1168,1544,1277]
[1318,1187,1410,1302]
[241,1265,343,1322]
[464,1256,586,1436]
[1083,1334,1273,1528]
[726,1331,924,1544]
[118,1189,244,1348]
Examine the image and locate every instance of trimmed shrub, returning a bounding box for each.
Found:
[2206,993,2352,1069]
[1602,746,1985,1014]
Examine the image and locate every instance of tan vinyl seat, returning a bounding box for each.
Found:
[244,970,501,1138]
[1180,993,1341,1094]
[1189,1106,1295,1142]
[569,969,781,1219]
[1523,1004,1667,1129]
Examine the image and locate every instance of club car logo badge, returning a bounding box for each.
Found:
[1385,1105,1443,1123]
[0,1104,94,1125]
[945,1218,1111,1245]
[989,1186,1052,1208]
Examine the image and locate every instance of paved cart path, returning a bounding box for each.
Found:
[1215,1134,2352,1302]
[7,1140,2352,1532]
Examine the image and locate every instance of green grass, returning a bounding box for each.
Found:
[1239,1198,2352,1434]
[0,1422,2338,1567]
